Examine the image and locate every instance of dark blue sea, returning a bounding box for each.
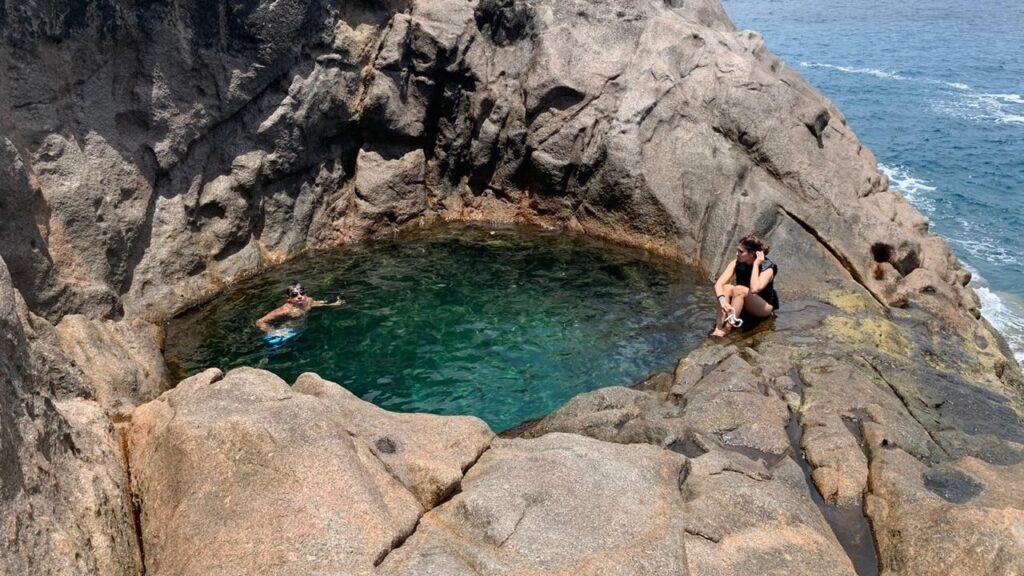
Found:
[723,0,1024,362]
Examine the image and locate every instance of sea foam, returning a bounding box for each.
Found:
[798,59,1022,127]
[972,280,1024,365]
[799,61,906,80]
[933,89,1024,126]
[878,164,936,212]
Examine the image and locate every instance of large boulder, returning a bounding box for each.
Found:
[378,433,690,575]
[867,447,1024,575]
[293,372,494,509]
[128,367,493,576]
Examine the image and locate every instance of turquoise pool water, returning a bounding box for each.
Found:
[165,225,709,431]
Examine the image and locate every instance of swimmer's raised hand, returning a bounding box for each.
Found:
[312,295,345,307]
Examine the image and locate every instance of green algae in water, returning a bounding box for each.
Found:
[165,225,711,431]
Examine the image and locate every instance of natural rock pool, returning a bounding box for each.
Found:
[165,224,710,431]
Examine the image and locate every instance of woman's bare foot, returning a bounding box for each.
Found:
[711,326,727,337]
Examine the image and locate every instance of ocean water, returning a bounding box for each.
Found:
[723,0,1024,363]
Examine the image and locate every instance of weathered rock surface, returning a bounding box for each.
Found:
[292,372,494,509]
[0,0,982,327]
[529,292,1023,576]
[867,449,1024,576]
[0,257,138,576]
[2,0,1023,574]
[681,451,855,576]
[378,433,690,575]
[129,367,492,576]
[55,314,168,408]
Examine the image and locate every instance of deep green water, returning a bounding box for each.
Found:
[165,225,710,431]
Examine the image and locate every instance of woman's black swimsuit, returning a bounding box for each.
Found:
[735,258,779,310]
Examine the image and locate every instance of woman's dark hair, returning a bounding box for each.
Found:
[286,283,305,297]
[739,234,770,255]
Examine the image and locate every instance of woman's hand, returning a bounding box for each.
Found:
[754,250,765,263]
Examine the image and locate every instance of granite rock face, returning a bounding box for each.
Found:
[2,0,1022,575]
[54,314,168,408]
[0,257,139,576]
[128,367,492,576]
[378,433,690,575]
[0,0,979,326]
[292,372,494,509]
[528,295,1024,576]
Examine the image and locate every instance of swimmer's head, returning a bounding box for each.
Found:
[286,283,306,299]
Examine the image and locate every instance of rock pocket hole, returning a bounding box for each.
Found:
[870,243,893,264]
[164,224,710,432]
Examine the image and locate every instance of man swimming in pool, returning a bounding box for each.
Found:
[256,282,344,333]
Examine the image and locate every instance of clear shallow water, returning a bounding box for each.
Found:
[723,0,1024,362]
[165,225,709,432]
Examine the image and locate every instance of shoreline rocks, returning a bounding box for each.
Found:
[2,0,1022,574]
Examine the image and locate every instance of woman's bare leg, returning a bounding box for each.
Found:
[742,293,774,318]
[712,305,727,337]
[729,286,749,326]
[712,284,734,337]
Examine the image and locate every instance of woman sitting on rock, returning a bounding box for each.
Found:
[712,234,779,337]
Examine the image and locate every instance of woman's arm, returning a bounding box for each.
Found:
[714,259,737,300]
[310,297,345,308]
[749,252,774,293]
[714,260,737,313]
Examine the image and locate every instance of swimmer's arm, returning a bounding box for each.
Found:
[310,297,345,308]
[256,307,288,333]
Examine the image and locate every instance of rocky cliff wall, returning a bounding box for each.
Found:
[2,1,1022,575]
[0,0,982,327]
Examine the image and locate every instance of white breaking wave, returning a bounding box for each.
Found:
[882,163,1015,268]
[988,93,1024,105]
[966,266,1024,365]
[878,163,937,212]
[797,60,1022,126]
[799,61,906,80]
[950,234,1016,266]
[932,90,1024,126]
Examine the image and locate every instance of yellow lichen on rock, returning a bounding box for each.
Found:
[824,290,880,314]
[823,315,911,358]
